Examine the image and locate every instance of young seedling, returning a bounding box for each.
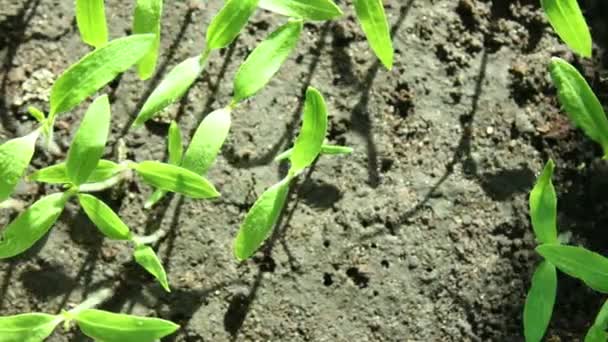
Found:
[1,95,219,292]
[75,0,109,48]
[233,87,351,261]
[541,0,592,58]
[0,288,179,342]
[523,159,558,342]
[133,0,164,80]
[586,299,608,342]
[549,57,608,158]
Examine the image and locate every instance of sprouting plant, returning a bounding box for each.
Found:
[549,57,608,157]
[541,0,592,58]
[586,299,608,342]
[523,159,558,342]
[133,0,164,80]
[1,94,219,292]
[353,0,394,69]
[75,0,108,48]
[0,288,179,342]
[233,87,351,261]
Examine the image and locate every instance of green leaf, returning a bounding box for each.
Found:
[258,0,342,21]
[133,0,163,80]
[586,299,608,342]
[0,130,39,202]
[289,87,328,175]
[0,193,69,259]
[233,19,303,103]
[133,56,204,127]
[275,143,353,161]
[0,313,61,342]
[205,0,259,50]
[523,261,557,342]
[233,177,290,261]
[27,106,45,123]
[537,244,608,293]
[134,245,170,292]
[66,95,111,186]
[549,57,608,157]
[181,107,231,175]
[529,159,558,244]
[75,309,179,342]
[133,161,220,199]
[76,0,108,48]
[353,0,394,70]
[541,0,592,58]
[78,194,131,240]
[29,160,123,185]
[50,34,155,117]
[168,121,183,166]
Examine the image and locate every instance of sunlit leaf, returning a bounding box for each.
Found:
[205,0,259,50]
[75,309,179,342]
[541,0,592,58]
[76,0,108,48]
[586,299,608,342]
[353,0,394,70]
[233,19,303,103]
[66,95,111,186]
[134,245,170,292]
[550,57,608,157]
[0,130,39,202]
[259,0,342,21]
[27,106,45,123]
[0,313,61,342]
[133,0,164,80]
[132,161,220,199]
[78,194,132,240]
[0,193,69,259]
[168,121,183,166]
[29,160,123,185]
[529,159,558,244]
[275,143,353,161]
[50,34,155,117]
[181,107,231,175]
[523,261,557,342]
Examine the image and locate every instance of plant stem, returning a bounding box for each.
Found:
[200,48,212,66]
[132,228,168,246]
[77,167,132,193]
[67,288,114,316]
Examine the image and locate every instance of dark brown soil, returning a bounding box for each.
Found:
[2,0,608,341]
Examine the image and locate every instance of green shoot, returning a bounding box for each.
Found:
[205,0,260,51]
[0,130,40,202]
[133,55,206,127]
[529,159,558,244]
[537,244,608,293]
[0,313,63,341]
[549,57,608,157]
[78,194,132,241]
[541,0,592,58]
[274,144,353,161]
[50,34,155,117]
[75,0,109,48]
[232,19,303,103]
[131,161,220,199]
[586,299,608,342]
[258,0,343,21]
[353,0,394,70]
[29,160,124,185]
[133,0,164,80]
[134,245,171,292]
[27,106,45,123]
[168,120,183,166]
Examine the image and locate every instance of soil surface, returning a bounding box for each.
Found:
[2,0,608,341]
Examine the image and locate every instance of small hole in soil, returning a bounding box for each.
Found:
[373,290,379,297]
[323,273,333,286]
[254,255,276,273]
[381,260,390,268]
[346,267,369,288]
[323,240,330,248]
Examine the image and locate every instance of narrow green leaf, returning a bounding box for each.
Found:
[541,0,592,58]
[181,107,231,175]
[29,160,123,185]
[168,121,183,166]
[76,0,109,48]
[75,309,179,342]
[353,0,394,70]
[0,313,61,342]
[523,261,557,342]
[233,19,303,103]
[549,57,608,157]
[133,161,220,199]
[134,245,170,292]
[275,143,353,161]
[0,193,69,259]
[289,87,328,175]
[78,194,131,240]
[205,0,259,50]
[0,130,39,202]
[586,299,608,342]
[133,56,204,127]
[27,106,45,122]
[529,159,558,244]
[133,0,163,80]
[233,177,290,261]
[259,0,343,21]
[66,95,111,186]
[50,34,155,116]
[537,244,608,293]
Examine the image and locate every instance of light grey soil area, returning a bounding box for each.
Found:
[2,0,608,341]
